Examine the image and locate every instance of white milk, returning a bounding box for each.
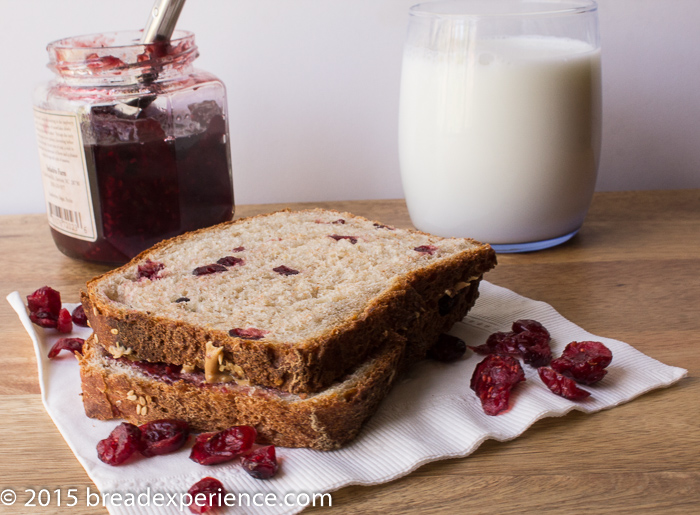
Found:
[398,35,601,244]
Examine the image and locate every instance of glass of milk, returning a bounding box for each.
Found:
[398,0,601,252]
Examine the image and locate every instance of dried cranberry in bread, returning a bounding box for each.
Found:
[83,208,496,394]
[79,333,406,451]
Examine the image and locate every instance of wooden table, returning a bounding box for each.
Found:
[1,190,698,514]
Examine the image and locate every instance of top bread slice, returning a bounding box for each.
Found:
[83,208,496,394]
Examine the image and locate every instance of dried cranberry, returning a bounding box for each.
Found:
[216,256,244,267]
[189,426,257,465]
[273,265,299,276]
[27,286,62,328]
[96,422,144,466]
[175,297,190,303]
[137,259,165,280]
[427,334,467,362]
[29,310,58,329]
[232,246,245,252]
[71,305,89,327]
[229,328,268,340]
[514,331,552,368]
[27,286,62,317]
[48,337,85,359]
[470,331,519,356]
[414,245,438,255]
[470,319,552,367]
[512,319,549,338]
[470,354,525,416]
[56,308,73,334]
[187,477,225,514]
[373,223,394,230]
[550,341,613,385]
[193,264,228,276]
[242,446,278,480]
[328,234,358,244]
[139,419,190,457]
[332,219,346,224]
[538,367,591,400]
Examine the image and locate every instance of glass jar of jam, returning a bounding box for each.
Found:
[33,30,234,265]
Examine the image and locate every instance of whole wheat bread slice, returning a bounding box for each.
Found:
[79,332,406,451]
[83,208,496,394]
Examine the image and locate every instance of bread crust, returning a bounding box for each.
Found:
[84,208,496,394]
[79,333,406,451]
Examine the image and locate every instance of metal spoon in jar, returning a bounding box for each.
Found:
[115,0,187,116]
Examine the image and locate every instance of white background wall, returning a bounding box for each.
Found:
[1,0,699,215]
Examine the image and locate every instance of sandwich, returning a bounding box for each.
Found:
[79,208,496,450]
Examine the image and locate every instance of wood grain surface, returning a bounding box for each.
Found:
[0,190,697,514]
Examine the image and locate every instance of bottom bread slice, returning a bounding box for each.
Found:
[79,333,406,451]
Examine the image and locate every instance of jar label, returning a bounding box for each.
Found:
[33,108,97,242]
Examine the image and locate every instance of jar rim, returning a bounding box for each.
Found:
[46,30,198,82]
[47,30,194,52]
[409,0,597,18]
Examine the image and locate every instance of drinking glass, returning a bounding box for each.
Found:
[398,0,601,252]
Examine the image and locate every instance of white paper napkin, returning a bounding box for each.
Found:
[8,282,687,515]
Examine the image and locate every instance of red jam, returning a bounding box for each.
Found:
[51,107,232,263]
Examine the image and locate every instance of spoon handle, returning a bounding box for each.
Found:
[141,0,187,44]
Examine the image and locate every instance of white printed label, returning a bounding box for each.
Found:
[33,108,97,241]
